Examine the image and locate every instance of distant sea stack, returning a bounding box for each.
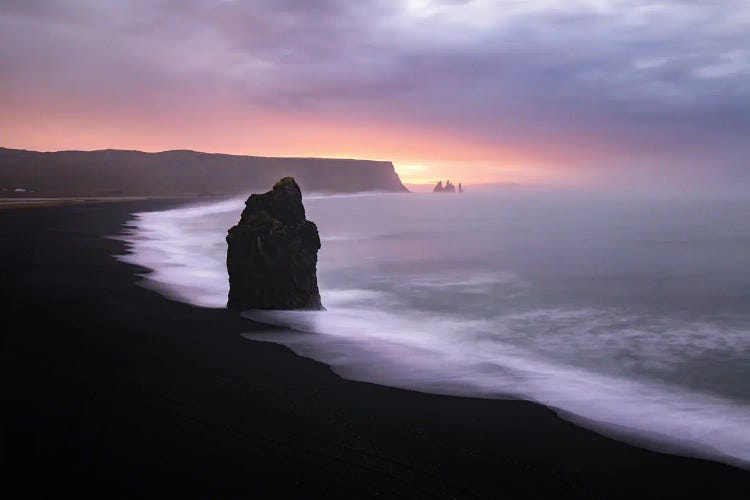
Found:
[226,177,323,310]
[433,180,462,193]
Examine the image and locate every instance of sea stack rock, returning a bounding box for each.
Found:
[433,180,458,193]
[226,177,323,310]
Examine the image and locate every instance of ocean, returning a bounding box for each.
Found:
[118,191,750,468]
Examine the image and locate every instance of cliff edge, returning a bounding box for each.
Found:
[0,147,409,197]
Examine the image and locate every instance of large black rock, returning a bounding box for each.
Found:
[226,177,323,310]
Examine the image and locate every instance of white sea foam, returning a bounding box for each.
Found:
[117,193,750,469]
[241,304,750,467]
[117,198,243,307]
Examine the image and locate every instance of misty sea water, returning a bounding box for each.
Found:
[118,191,750,468]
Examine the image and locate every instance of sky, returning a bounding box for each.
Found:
[1,0,748,192]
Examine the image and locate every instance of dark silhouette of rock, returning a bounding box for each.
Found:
[226,177,323,310]
[435,180,457,193]
[458,183,463,193]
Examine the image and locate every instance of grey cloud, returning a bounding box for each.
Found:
[1,0,748,188]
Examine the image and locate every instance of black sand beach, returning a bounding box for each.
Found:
[2,201,748,498]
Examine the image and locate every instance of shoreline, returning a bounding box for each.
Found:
[0,195,220,210]
[3,200,748,498]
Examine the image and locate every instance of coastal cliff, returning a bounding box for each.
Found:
[0,147,409,197]
[226,177,323,310]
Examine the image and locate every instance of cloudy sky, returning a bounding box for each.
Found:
[1,0,748,191]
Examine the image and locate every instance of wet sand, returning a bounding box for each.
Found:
[0,195,202,210]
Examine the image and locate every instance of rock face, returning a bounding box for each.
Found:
[433,180,458,193]
[0,147,409,197]
[226,177,323,310]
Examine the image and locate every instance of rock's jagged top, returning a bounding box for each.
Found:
[241,176,305,225]
[433,179,460,193]
[226,177,323,310]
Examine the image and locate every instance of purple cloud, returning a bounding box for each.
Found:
[1,0,748,191]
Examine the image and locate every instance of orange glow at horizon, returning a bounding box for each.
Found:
[0,96,592,188]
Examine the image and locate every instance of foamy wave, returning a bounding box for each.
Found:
[117,194,750,469]
[116,199,241,307]
[242,305,750,468]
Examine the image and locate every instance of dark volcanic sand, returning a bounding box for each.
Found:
[2,201,748,498]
